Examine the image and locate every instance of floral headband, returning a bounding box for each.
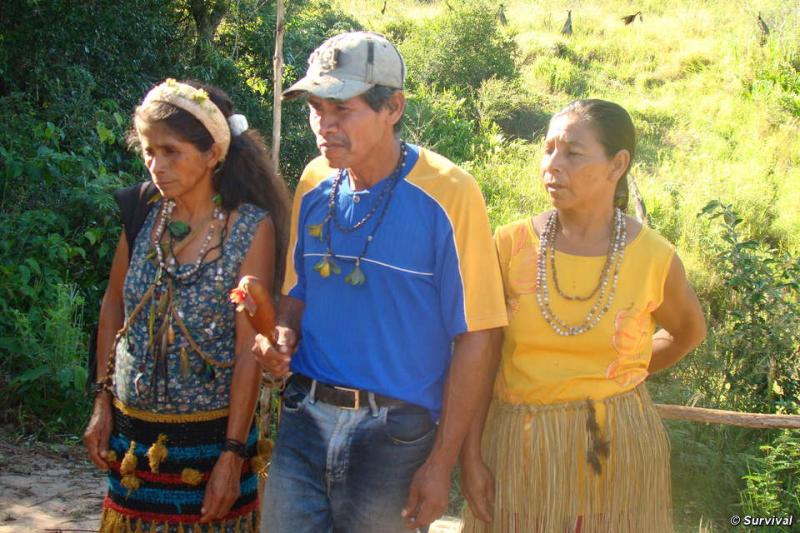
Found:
[140,79,249,158]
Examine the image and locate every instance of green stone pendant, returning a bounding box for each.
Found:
[344,263,366,286]
[168,220,191,240]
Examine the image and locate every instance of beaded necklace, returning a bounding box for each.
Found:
[146,198,230,398]
[307,141,407,286]
[152,199,227,281]
[536,208,627,336]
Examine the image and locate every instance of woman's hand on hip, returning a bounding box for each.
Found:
[200,452,243,523]
[83,393,113,470]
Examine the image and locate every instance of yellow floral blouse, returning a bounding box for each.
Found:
[493,217,675,405]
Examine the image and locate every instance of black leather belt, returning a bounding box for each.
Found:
[291,374,406,410]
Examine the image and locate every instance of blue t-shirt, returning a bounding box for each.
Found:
[283,144,507,418]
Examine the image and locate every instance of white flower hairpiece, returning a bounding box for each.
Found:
[228,114,249,136]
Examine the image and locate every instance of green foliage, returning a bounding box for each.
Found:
[2,283,90,436]
[661,201,800,529]
[0,0,362,435]
[688,201,800,414]
[745,26,800,118]
[741,431,800,527]
[0,109,135,434]
[399,0,517,93]
[476,78,552,140]
[402,86,485,162]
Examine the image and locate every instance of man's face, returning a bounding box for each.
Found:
[307,94,395,169]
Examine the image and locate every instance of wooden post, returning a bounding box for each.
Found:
[655,404,800,429]
[271,0,285,167]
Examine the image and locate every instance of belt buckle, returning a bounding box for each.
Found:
[334,385,360,410]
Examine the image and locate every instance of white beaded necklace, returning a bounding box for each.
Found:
[536,208,627,336]
[152,199,226,281]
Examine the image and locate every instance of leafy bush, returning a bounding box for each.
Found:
[0,112,135,435]
[476,78,551,140]
[741,431,800,528]
[399,0,517,93]
[656,200,800,529]
[690,201,800,414]
[402,86,486,163]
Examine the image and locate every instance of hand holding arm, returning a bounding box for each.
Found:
[252,295,304,378]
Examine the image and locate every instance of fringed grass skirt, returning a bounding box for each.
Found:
[462,385,673,533]
[100,399,264,533]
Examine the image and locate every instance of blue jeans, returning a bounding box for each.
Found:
[261,377,436,533]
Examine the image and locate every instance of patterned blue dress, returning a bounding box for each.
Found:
[100,201,266,533]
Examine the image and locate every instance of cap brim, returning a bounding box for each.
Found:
[282,75,373,101]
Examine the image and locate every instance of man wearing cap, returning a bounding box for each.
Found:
[254,31,507,532]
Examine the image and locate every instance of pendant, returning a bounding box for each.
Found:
[168,220,191,241]
[307,223,324,241]
[314,255,340,278]
[180,346,190,380]
[344,262,366,286]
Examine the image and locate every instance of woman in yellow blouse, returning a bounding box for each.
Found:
[461,99,706,533]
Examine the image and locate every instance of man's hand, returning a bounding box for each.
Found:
[83,393,113,470]
[199,452,242,523]
[460,455,495,523]
[401,458,452,529]
[252,326,297,378]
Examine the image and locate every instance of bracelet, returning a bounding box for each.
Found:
[221,438,248,459]
[90,379,112,397]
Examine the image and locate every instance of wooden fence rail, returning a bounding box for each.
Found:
[655,404,800,429]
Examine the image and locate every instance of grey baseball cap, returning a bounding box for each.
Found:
[283,31,405,101]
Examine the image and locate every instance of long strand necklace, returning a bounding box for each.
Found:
[308,141,408,286]
[536,208,627,336]
[146,199,228,398]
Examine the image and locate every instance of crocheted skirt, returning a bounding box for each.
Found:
[100,399,264,533]
[462,385,673,533]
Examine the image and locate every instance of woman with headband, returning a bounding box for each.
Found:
[83,79,290,532]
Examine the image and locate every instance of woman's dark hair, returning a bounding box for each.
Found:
[129,80,291,291]
[553,99,636,211]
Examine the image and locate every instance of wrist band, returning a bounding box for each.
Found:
[91,379,112,397]
[222,438,247,459]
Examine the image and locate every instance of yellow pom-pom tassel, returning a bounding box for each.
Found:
[106,450,118,463]
[121,473,141,495]
[250,455,268,476]
[181,468,204,486]
[147,434,169,473]
[120,441,138,475]
[257,438,273,459]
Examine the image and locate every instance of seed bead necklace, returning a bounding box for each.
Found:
[308,141,408,286]
[536,207,627,336]
[153,199,227,282]
[147,198,230,398]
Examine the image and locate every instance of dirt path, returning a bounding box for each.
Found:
[0,429,462,532]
